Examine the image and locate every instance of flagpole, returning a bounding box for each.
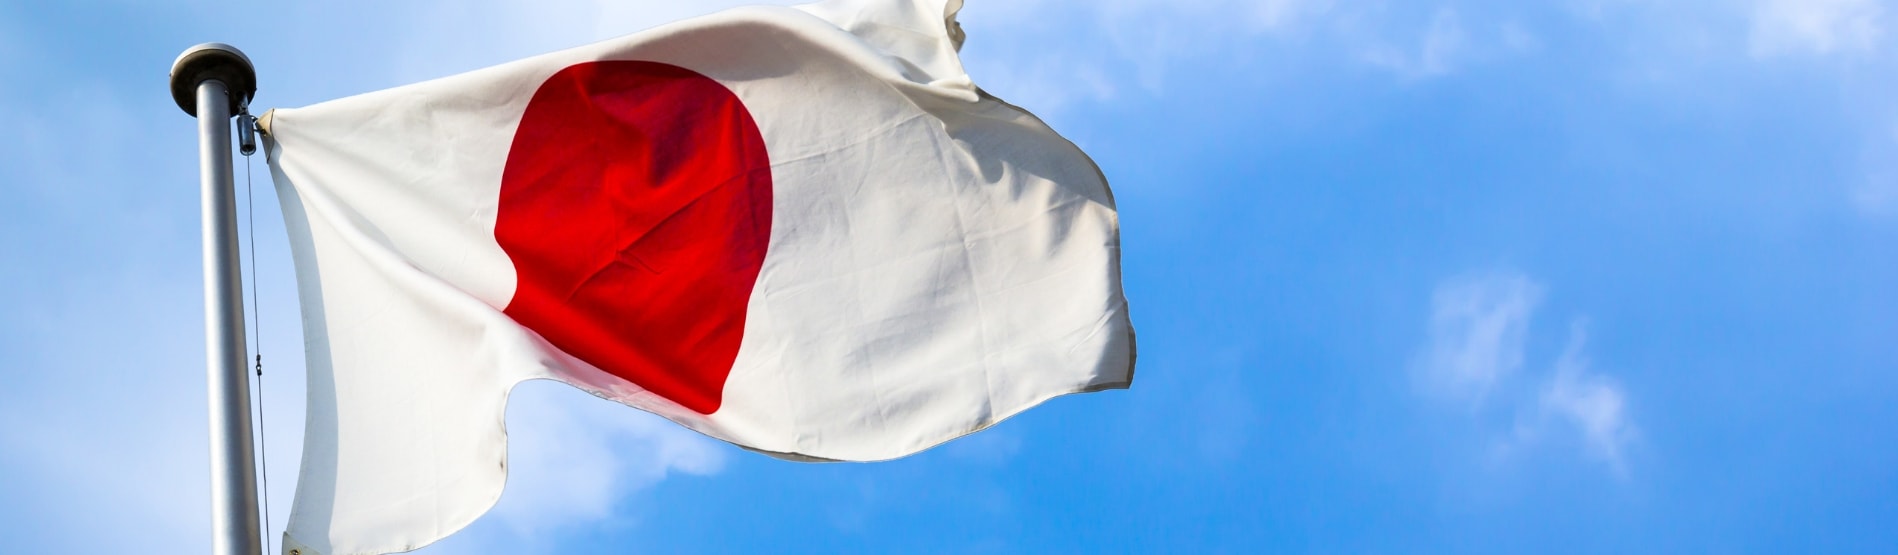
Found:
[172,43,265,555]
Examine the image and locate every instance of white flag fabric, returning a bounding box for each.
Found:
[265,0,1133,553]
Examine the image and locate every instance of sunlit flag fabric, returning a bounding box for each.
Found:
[263,0,1133,553]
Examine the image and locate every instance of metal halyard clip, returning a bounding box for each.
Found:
[236,100,258,156]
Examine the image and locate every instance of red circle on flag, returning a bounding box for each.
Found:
[496,61,772,415]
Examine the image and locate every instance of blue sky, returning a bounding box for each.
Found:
[3,0,1897,553]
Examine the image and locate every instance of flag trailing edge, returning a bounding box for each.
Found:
[265,1,1134,554]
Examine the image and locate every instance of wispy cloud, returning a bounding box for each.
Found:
[1250,0,1329,31]
[1085,0,1328,37]
[1856,123,1898,216]
[967,47,1118,118]
[0,229,213,551]
[1362,7,1471,79]
[945,428,1025,467]
[0,15,18,74]
[1749,0,1887,57]
[1539,324,1635,474]
[485,383,727,538]
[961,0,1555,121]
[1415,271,1635,476]
[1191,353,1263,466]
[386,0,782,84]
[1415,270,1542,407]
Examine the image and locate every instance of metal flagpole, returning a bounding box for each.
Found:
[171,43,264,555]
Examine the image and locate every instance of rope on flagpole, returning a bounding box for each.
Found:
[239,108,274,555]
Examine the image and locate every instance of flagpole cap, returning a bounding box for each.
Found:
[170,43,256,117]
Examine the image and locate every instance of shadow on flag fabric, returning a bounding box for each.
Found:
[263,0,1133,553]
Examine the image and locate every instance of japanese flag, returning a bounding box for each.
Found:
[264,0,1133,553]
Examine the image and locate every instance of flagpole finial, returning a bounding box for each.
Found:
[170,43,255,118]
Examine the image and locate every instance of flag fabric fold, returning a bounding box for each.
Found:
[266,1,1132,553]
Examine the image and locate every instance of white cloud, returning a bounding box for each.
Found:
[0,17,17,74]
[960,0,1325,107]
[962,0,1561,112]
[1500,20,1542,53]
[1191,357,1262,465]
[1363,7,1471,78]
[945,428,1025,467]
[968,48,1117,119]
[1414,271,1636,476]
[1251,0,1327,31]
[1860,172,1898,216]
[1089,0,1327,34]
[387,0,788,84]
[1856,123,1898,216]
[589,0,780,39]
[1749,0,1886,57]
[484,382,726,538]
[0,237,215,552]
[1415,270,1542,407]
[1539,324,1635,474]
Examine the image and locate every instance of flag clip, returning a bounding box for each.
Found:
[236,101,258,157]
